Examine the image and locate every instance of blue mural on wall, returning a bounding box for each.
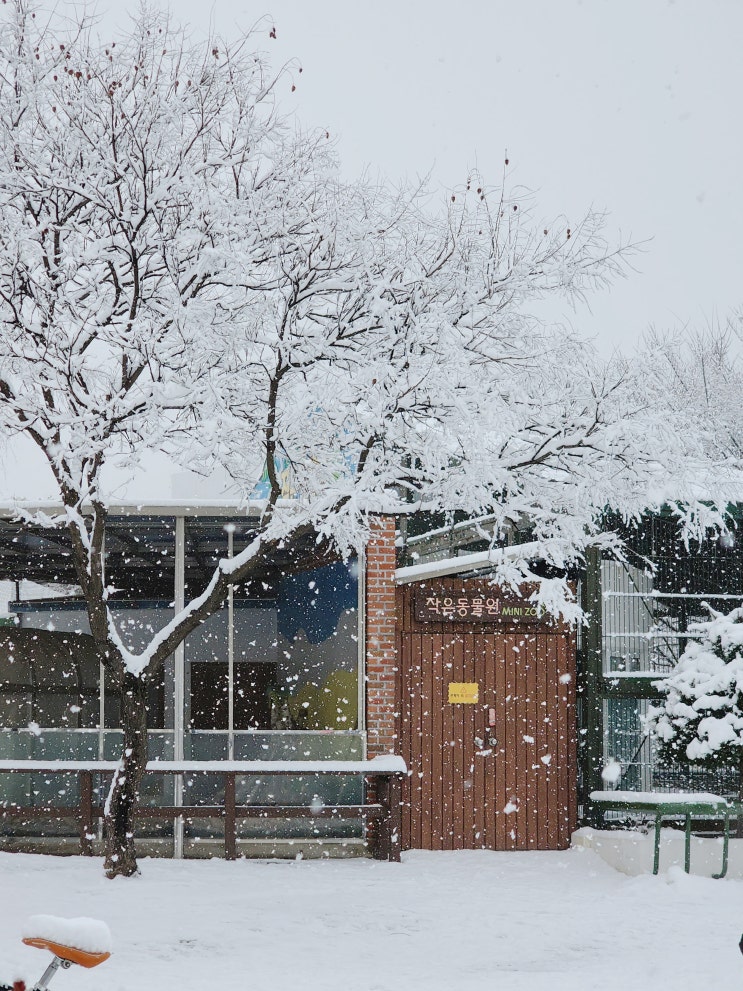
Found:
[277,560,357,644]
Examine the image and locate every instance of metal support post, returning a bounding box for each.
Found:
[581,545,605,827]
[226,524,235,761]
[173,515,185,858]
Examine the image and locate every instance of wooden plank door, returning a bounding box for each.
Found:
[396,584,576,851]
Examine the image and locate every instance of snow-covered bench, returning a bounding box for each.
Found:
[590,790,733,877]
[0,757,407,862]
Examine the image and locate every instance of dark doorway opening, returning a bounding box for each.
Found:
[189,662,276,730]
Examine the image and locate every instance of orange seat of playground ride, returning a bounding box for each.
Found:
[22,937,110,969]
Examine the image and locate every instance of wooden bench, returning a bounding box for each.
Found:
[0,757,407,862]
[590,790,732,878]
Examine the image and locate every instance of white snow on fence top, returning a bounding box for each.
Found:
[0,757,407,774]
[395,542,544,584]
[24,915,112,955]
[590,790,728,806]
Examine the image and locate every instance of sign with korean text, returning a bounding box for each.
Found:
[414,590,548,624]
[448,682,479,704]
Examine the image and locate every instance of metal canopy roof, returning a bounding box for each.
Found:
[0,516,338,600]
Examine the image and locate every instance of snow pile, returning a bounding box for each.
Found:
[2,850,742,991]
[22,916,111,955]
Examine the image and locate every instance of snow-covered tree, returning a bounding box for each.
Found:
[0,1,725,876]
[642,322,743,464]
[646,606,743,800]
[0,0,332,876]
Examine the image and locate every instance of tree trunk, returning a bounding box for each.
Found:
[104,673,149,878]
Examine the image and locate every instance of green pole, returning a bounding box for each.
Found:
[580,545,605,828]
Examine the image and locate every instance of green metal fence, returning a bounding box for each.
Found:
[581,521,743,824]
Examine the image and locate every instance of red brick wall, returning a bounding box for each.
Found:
[365,515,398,756]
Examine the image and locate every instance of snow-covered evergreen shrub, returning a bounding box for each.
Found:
[646,605,743,798]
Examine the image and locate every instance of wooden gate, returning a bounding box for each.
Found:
[396,580,577,851]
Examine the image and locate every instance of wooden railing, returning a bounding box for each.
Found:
[0,757,407,862]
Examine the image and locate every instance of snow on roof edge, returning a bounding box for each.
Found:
[0,498,271,517]
[395,542,544,584]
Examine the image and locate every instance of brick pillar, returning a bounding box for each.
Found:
[365,515,398,757]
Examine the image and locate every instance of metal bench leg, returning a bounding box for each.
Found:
[684,812,691,873]
[653,814,662,875]
[712,810,729,880]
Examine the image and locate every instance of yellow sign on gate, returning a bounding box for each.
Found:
[448,682,479,704]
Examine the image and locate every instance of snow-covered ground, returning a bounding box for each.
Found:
[0,848,741,991]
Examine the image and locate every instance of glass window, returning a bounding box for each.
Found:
[0,522,98,730]
[185,518,278,734]
[184,520,360,736]
[274,559,359,731]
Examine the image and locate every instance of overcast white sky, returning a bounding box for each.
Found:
[96,0,743,354]
[4,0,743,505]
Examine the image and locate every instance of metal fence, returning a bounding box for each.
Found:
[599,544,743,800]
[603,696,739,797]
